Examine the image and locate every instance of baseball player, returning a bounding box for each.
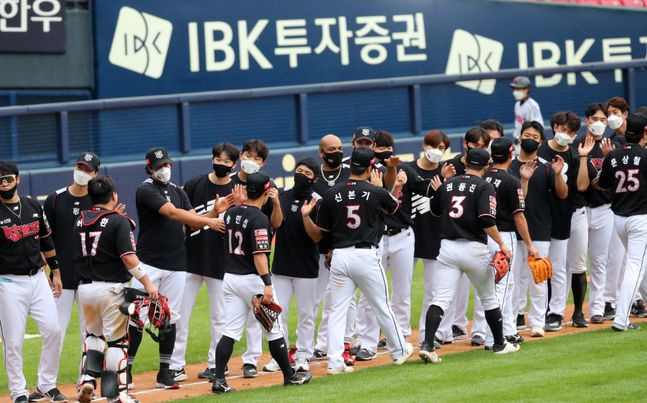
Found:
[481,119,504,142]
[127,147,228,389]
[510,76,544,140]
[569,103,614,325]
[471,138,539,348]
[509,121,567,337]
[607,97,629,147]
[263,158,321,373]
[75,176,159,403]
[307,147,413,374]
[537,112,594,331]
[312,134,356,366]
[419,148,520,363]
[0,161,66,403]
[231,139,283,378]
[169,143,241,382]
[402,130,454,347]
[212,172,312,394]
[44,153,100,359]
[594,113,647,331]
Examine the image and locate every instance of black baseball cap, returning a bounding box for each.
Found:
[76,152,100,172]
[246,172,271,197]
[625,113,647,138]
[145,147,172,170]
[466,148,490,167]
[350,147,375,173]
[490,138,514,162]
[353,127,376,144]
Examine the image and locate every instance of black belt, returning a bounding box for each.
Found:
[354,242,375,249]
[26,267,40,276]
[79,279,109,285]
[384,227,404,236]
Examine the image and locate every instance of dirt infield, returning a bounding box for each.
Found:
[5,306,646,402]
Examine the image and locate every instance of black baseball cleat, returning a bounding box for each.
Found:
[631,300,646,317]
[28,387,67,402]
[313,348,327,359]
[590,315,605,324]
[242,363,258,378]
[603,302,616,321]
[172,368,187,382]
[418,342,441,364]
[212,378,234,394]
[14,396,28,403]
[492,342,520,355]
[516,314,526,330]
[545,314,562,332]
[155,369,180,389]
[197,367,215,380]
[471,334,485,347]
[572,311,589,328]
[452,325,468,341]
[355,348,376,361]
[612,323,641,332]
[505,333,525,344]
[284,370,312,386]
[377,338,387,349]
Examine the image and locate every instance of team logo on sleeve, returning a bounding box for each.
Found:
[517,189,525,209]
[489,195,497,216]
[254,228,270,250]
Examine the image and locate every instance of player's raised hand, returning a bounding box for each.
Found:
[370,169,383,187]
[384,155,402,168]
[519,160,538,181]
[214,194,233,214]
[268,187,279,204]
[233,184,247,205]
[527,244,540,259]
[396,169,408,186]
[551,155,565,175]
[262,285,274,304]
[207,218,226,233]
[301,197,318,218]
[600,137,615,156]
[441,162,456,180]
[115,203,126,215]
[431,175,443,191]
[578,135,595,157]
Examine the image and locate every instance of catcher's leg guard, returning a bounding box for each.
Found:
[80,334,105,383]
[102,336,129,399]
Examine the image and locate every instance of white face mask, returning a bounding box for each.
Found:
[588,121,607,137]
[513,90,526,101]
[73,169,92,186]
[241,159,261,174]
[153,166,171,184]
[554,132,574,146]
[424,147,444,163]
[607,114,623,130]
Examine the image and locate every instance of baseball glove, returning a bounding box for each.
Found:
[489,251,510,283]
[252,294,282,332]
[528,256,553,284]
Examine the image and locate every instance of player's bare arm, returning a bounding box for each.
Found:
[513,213,540,259]
[577,136,595,192]
[268,187,283,229]
[483,226,512,259]
[42,249,62,298]
[157,202,222,231]
[382,155,402,188]
[253,253,273,304]
[551,155,568,199]
[122,253,159,299]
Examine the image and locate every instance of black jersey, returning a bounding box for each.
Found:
[509,158,556,242]
[447,154,466,175]
[315,180,398,249]
[135,178,192,271]
[382,163,433,231]
[610,132,627,147]
[597,144,647,217]
[224,204,272,275]
[537,143,579,239]
[44,188,93,289]
[573,137,612,208]
[404,160,443,260]
[183,174,232,279]
[483,168,525,232]
[0,196,54,275]
[74,208,137,283]
[430,174,496,244]
[231,172,275,219]
[313,164,351,255]
[272,189,319,278]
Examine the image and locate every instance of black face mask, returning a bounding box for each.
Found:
[374,151,393,162]
[0,185,17,200]
[520,139,539,153]
[322,151,343,169]
[213,163,232,178]
[293,173,314,197]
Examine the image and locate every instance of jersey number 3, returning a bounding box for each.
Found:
[345,205,361,229]
[615,169,640,193]
[449,196,466,218]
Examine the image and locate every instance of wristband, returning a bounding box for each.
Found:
[46,256,60,271]
[128,264,146,280]
[261,273,272,286]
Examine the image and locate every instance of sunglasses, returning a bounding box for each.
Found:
[0,175,16,186]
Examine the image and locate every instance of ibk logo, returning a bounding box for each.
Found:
[445,29,504,95]
[2,222,40,242]
[108,7,173,79]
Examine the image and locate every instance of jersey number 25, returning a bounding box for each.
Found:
[615,169,640,193]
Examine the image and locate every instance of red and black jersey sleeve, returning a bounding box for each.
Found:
[114,216,137,258]
[477,182,497,220]
[250,215,271,254]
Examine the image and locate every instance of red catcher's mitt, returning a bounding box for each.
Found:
[251,294,282,332]
[490,250,510,283]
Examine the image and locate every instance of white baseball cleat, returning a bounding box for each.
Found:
[393,343,414,365]
[262,359,281,372]
[493,342,520,355]
[293,357,310,372]
[530,325,545,337]
[327,365,353,375]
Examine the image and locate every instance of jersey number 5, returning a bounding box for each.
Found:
[449,196,466,218]
[80,231,102,257]
[345,205,361,229]
[615,169,640,193]
[228,229,245,255]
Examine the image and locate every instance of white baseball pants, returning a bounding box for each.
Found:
[131,263,186,325]
[435,273,470,342]
[273,274,317,360]
[612,214,647,329]
[605,229,625,307]
[327,246,407,370]
[418,258,435,345]
[55,288,85,352]
[0,269,61,401]
[512,241,551,327]
[170,274,224,371]
[547,238,569,318]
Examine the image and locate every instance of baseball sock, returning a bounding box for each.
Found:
[127,325,142,365]
[423,305,444,349]
[215,336,235,380]
[484,308,505,346]
[159,324,176,371]
[268,338,295,380]
[571,273,587,313]
[546,279,552,308]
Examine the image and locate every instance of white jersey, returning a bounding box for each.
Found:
[513,97,544,139]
